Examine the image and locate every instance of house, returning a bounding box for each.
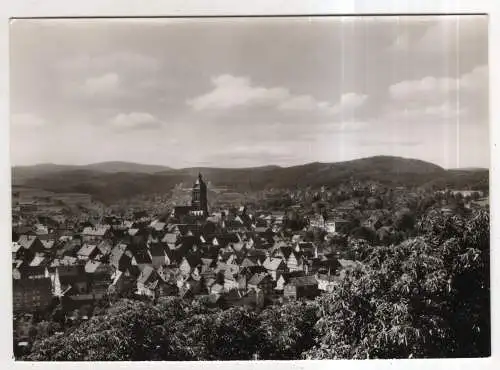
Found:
[200,258,216,272]
[131,248,153,271]
[13,277,53,313]
[275,271,305,292]
[128,227,149,245]
[96,240,113,257]
[262,257,288,281]
[210,283,225,295]
[12,242,22,261]
[84,261,114,297]
[247,272,274,296]
[136,266,159,299]
[110,244,132,272]
[108,270,137,296]
[316,273,338,293]
[179,255,202,276]
[150,221,167,232]
[81,225,111,242]
[281,250,303,272]
[309,214,326,229]
[240,257,257,269]
[284,275,319,300]
[17,235,44,258]
[76,244,99,261]
[155,278,179,298]
[21,255,50,280]
[222,271,241,291]
[327,219,351,234]
[182,275,204,296]
[54,264,89,297]
[150,243,171,269]
[40,240,56,254]
[338,259,359,277]
[56,239,82,259]
[246,248,269,262]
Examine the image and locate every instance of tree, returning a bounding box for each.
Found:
[257,300,319,359]
[305,209,490,359]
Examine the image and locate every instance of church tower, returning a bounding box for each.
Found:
[191,172,208,216]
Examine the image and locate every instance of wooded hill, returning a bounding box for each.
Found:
[12,156,488,204]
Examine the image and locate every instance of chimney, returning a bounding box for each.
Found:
[314,245,318,259]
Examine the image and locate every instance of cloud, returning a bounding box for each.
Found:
[187,74,367,117]
[332,93,368,114]
[82,73,121,97]
[107,112,163,130]
[389,75,457,102]
[386,65,487,123]
[187,75,289,110]
[11,113,46,128]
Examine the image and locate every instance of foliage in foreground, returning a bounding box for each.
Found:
[24,209,489,361]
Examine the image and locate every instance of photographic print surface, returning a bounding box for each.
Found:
[10,15,490,360]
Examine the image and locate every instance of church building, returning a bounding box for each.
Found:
[173,173,209,219]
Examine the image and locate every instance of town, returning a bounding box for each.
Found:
[11,170,489,355]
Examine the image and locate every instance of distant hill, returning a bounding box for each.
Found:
[12,161,172,180]
[11,156,488,204]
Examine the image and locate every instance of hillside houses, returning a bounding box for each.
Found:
[12,174,388,315]
[12,204,353,313]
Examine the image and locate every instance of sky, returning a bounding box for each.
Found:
[10,15,489,169]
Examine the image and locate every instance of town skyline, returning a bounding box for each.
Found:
[10,16,489,169]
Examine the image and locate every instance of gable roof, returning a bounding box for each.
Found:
[263,257,285,271]
[137,265,156,285]
[240,258,257,268]
[17,235,38,249]
[97,240,113,255]
[77,244,98,257]
[248,272,271,286]
[29,255,48,267]
[110,244,130,268]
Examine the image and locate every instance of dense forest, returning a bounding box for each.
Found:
[21,208,489,360]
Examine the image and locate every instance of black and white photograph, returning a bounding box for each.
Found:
[9,14,490,361]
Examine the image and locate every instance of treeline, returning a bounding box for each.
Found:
[22,209,489,360]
